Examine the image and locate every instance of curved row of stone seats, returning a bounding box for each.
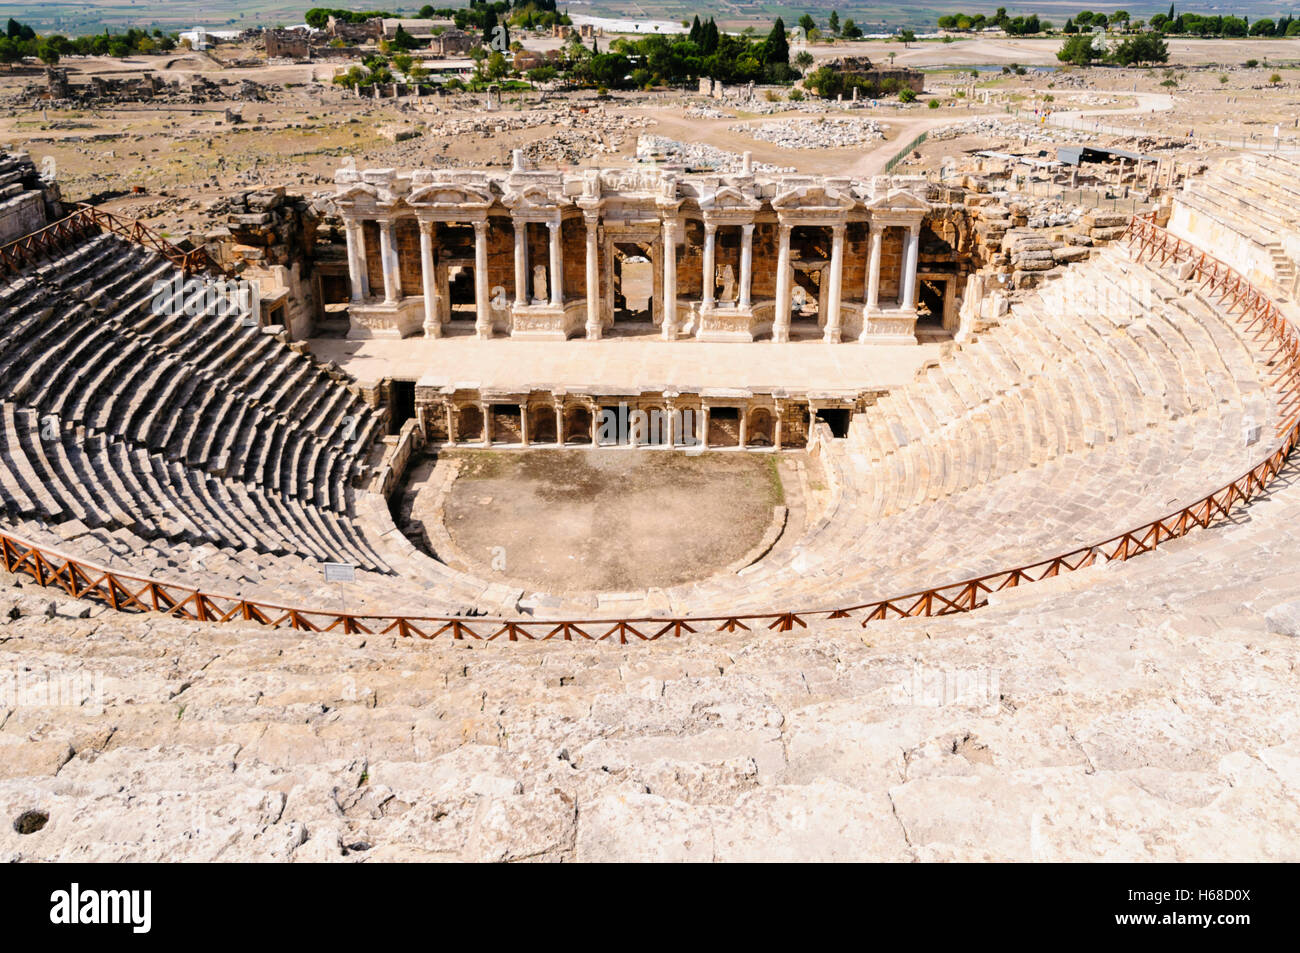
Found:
[1175,155,1300,289]
[4,460,1298,862]
[0,403,387,572]
[842,247,1274,522]
[707,402,1263,616]
[340,243,1279,622]
[0,231,379,513]
[689,249,1279,616]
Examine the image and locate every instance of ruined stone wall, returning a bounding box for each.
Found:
[0,152,61,243]
[750,223,779,301]
[879,228,905,302]
[560,220,585,301]
[843,223,869,303]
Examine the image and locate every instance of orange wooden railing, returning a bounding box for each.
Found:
[0,214,1296,642]
[0,204,216,277]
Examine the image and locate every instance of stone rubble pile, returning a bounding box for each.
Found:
[635,135,796,173]
[730,117,886,149]
[684,105,731,119]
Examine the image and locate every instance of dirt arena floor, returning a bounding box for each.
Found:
[428,449,789,592]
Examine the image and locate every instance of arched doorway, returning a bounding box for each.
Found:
[563,405,592,444]
[748,408,775,447]
[528,404,557,445]
[456,404,484,442]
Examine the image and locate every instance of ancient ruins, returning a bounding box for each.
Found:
[0,19,1299,865]
[335,154,937,345]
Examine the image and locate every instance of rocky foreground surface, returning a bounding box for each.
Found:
[3,469,1300,861]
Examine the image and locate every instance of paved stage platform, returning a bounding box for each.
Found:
[307,332,944,395]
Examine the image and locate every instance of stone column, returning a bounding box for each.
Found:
[554,403,564,444]
[479,402,491,446]
[774,403,784,451]
[824,223,846,343]
[513,218,528,307]
[865,225,883,313]
[739,223,754,310]
[661,219,678,340]
[548,219,564,307]
[589,402,599,444]
[519,403,530,446]
[419,220,440,338]
[345,219,369,301]
[664,400,676,448]
[699,404,710,449]
[701,222,717,311]
[378,219,401,304]
[585,217,600,340]
[900,222,920,311]
[773,223,792,343]
[473,219,491,338]
[739,408,748,449]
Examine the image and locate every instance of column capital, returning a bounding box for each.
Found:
[473,219,489,235]
[742,222,755,235]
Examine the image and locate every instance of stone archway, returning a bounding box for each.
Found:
[456,404,484,442]
[563,404,592,444]
[528,404,558,444]
[748,407,775,447]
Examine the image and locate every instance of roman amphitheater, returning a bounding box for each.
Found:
[2,97,1300,861]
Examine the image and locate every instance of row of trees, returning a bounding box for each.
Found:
[1151,11,1300,37]
[306,2,566,34]
[335,16,926,99]
[938,8,1046,35]
[0,19,178,66]
[584,19,796,87]
[942,6,1300,39]
[794,12,865,40]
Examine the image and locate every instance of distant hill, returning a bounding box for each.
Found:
[6,0,1298,35]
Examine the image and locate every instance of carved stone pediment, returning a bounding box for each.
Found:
[700,186,761,213]
[408,183,493,209]
[772,184,855,213]
[866,188,929,212]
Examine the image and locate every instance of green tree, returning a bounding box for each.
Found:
[701,18,719,55]
[828,11,840,35]
[1058,33,1100,66]
[766,18,789,65]
[1115,32,1168,65]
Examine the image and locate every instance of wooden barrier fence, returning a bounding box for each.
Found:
[0,214,1295,642]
